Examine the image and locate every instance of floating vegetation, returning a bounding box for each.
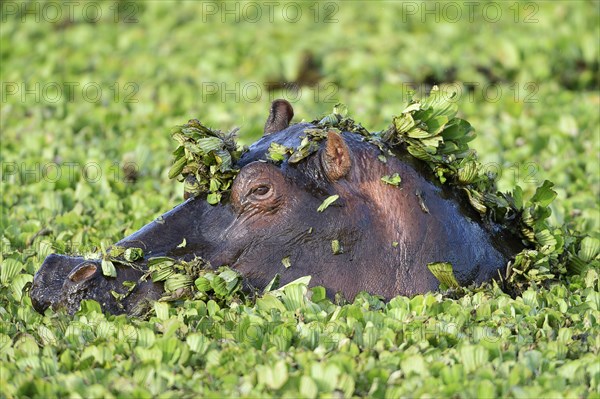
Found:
[168,119,243,204]
[145,256,244,304]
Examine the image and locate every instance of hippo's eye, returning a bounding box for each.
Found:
[249,185,271,198]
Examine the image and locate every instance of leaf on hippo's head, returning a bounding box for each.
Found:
[124,247,144,262]
[381,173,402,187]
[168,155,187,180]
[317,195,339,212]
[457,159,479,184]
[333,103,348,117]
[148,257,176,282]
[206,192,221,205]
[331,240,342,255]
[164,273,193,293]
[169,120,243,204]
[318,103,348,126]
[427,262,460,289]
[288,139,320,164]
[394,112,417,133]
[267,142,293,163]
[101,259,117,278]
[389,86,477,179]
[319,113,341,126]
[463,188,487,214]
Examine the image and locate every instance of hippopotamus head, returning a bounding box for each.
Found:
[30,100,520,315]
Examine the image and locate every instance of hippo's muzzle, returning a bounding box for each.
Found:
[31,252,164,315]
[30,254,90,313]
[30,196,233,315]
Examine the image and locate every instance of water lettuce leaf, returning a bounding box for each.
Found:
[169,120,243,204]
[317,195,339,212]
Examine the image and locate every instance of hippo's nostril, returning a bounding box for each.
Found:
[30,254,92,314]
[67,263,98,283]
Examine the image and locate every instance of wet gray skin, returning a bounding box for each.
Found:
[30,100,522,315]
[30,254,163,316]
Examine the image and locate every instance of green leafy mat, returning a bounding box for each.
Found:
[2,2,598,396]
[168,120,242,204]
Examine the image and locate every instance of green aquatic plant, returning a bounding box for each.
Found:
[168,119,243,204]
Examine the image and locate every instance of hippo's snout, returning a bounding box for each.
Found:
[30,254,88,313]
[32,252,165,315]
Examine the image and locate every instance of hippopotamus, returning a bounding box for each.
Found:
[30,100,521,315]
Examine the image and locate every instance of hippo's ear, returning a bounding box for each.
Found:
[264,99,294,135]
[67,263,98,283]
[321,131,352,180]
